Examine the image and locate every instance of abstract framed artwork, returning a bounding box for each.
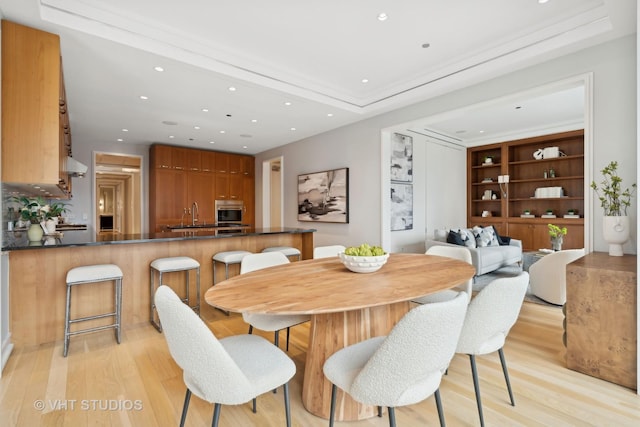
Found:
[390,182,413,231]
[298,167,349,223]
[390,133,413,182]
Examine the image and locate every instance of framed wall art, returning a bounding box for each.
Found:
[390,182,413,231]
[298,167,349,223]
[390,133,413,182]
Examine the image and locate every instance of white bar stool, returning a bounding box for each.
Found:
[150,256,200,332]
[261,246,301,261]
[212,250,252,284]
[64,264,123,357]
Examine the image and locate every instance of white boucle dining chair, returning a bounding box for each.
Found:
[240,252,311,351]
[154,285,296,427]
[455,271,529,427]
[313,245,347,259]
[413,245,474,304]
[323,293,468,427]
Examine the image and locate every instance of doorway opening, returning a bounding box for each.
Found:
[94,152,142,235]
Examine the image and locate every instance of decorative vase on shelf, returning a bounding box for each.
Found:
[602,216,630,256]
[27,223,44,242]
[551,236,563,251]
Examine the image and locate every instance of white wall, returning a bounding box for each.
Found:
[255,35,637,255]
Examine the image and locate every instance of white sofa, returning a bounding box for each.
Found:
[426,228,522,276]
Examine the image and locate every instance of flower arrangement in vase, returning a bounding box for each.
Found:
[11,196,70,240]
[548,223,567,251]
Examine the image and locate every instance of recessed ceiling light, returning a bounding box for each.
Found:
[242,146,248,149]
[139,95,148,100]
[201,108,209,112]
[194,126,200,130]
[479,130,485,134]
[361,79,369,84]
[117,138,124,142]
[538,0,549,4]
[377,13,388,21]
[251,119,258,123]
[154,66,164,72]
[228,86,236,91]
[122,128,128,132]
[327,113,334,117]
[290,127,296,131]
[284,102,292,106]
[209,141,215,144]
[168,135,175,139]
[219,130,226,134]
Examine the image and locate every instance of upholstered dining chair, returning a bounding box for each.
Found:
[154,285,296,427]
[240,252,311,351]
[455,271,529,427]
[529,248,585,305]
[323,293,468,427]
[413,245,474,304]
[313,245,347,259]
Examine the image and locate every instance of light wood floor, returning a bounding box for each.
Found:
[1,301,639,426]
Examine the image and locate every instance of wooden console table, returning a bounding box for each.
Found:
[566,252,637,389]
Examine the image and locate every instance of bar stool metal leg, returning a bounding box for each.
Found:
[64,282,72,357]
[115,276,122,343]
[150,268,162,332]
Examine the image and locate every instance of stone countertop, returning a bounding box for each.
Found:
[1,227,316,251]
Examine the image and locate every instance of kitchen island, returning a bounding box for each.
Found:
[2,227,315,348]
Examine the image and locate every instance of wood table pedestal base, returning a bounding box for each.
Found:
[301,301,410,420]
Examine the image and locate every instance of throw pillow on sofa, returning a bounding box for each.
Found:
[451,228,476,248]
[472,226,500,247]
[447,230,465,246]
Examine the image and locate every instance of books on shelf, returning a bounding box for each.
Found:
[563,214,580,218]
[520,214,535,218]
[541,214,557,218]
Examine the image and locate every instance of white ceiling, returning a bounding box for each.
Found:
[0,0,635,154]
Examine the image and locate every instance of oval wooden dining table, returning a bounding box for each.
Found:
[204,252,475,421]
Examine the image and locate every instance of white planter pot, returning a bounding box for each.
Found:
[602,216,630,256]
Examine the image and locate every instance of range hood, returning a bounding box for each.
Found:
[67,156,88,177]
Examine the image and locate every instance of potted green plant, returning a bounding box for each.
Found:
[590,160,636,256]
[548,223,567,251]
[13,196,48,242]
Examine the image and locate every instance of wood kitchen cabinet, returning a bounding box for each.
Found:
[214,174,230,200]
[201,151,216,173]
[150,169,187,230]
[150,144,255,230]
[188,172,215,224]
[152,145,173,169]
[1,20,72,198]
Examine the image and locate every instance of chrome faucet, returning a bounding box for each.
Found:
[181,208,188,227]
[191,202,199,226]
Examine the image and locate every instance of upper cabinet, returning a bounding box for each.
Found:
[1,20,72,198]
